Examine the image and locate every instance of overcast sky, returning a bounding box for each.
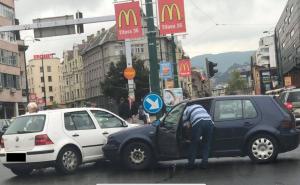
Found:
[14,0,288,60]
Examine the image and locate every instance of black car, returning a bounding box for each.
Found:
[103,96,300,170]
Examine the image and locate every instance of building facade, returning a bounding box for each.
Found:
[0,0,24,118]
[62,44,86,107]
[191,69,211,99]
[275,0,300,87]
[27,57,63,108]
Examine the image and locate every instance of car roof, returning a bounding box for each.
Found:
[189,95,270,103]
[18,107,113,116]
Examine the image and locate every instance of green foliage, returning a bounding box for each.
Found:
[101,56,150,103]
[226,70,247,95]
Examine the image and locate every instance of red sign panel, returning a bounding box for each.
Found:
[29,93,37,102]
[33,54,54,60]
[114,1,143,40]
[158,0,186,35]
[38,98,45,105]
[178,59,191,77]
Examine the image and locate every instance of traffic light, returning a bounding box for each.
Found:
[205,58,218,78]
[76,11,84,34]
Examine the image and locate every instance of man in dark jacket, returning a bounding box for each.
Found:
[118,97,131,121]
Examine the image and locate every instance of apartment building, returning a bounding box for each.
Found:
[27,56,63,108]
[0,0,23,118]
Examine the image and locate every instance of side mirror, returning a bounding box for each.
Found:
[122,121,128,127]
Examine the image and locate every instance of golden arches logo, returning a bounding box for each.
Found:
[180,63,190,72]
[118,9,138,28]
[161,4,182,23]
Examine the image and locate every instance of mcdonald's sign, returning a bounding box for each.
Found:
[158,0,186,35]
[178,59,191,77]
[114,1,143,40]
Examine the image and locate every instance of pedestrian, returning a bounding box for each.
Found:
[118,97,131,122]
[182,104,214,169]
[131,100,139,123]
[26,102,39,114]
[138,104,150,124]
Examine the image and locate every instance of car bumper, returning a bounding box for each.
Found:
[0,148,56,166]
[278,129,300,152]
[102,144,120,162]
[2,161,55,169]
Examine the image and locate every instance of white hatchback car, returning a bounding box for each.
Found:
[0,108,137,176]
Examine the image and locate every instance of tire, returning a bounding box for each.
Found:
[55,147,80,175]
[248,134,278,163]
[10,168,33,176]
[122,142,153,170]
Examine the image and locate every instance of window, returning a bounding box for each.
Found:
[41,77,44,83]
[0,3,14,21]
[50,96,54,102]
[163,103,186,128]
[40,67,43,73]
[41,87,45,93]
[77,89,80,97]
[5,115,46,135]
[48,76,52,82]
[287,92,300,103]
[49,86,53,92]
[243,100,257,119]
[47,66,51,72]
[214,100,243,121]
[76,74,79,83]
[64,111,96,130]
[91,110,123,128]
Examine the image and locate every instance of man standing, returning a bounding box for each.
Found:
[118,97,131,122]
[182,104,214,169]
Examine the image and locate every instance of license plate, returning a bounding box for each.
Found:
[6,153,26,162]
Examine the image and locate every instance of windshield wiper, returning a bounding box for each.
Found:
[16,131,35,134]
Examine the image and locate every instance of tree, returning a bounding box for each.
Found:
[226,70,247,95]
[101,56,150,103]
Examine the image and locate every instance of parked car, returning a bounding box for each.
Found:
[278,88,300,127]
[103,95,299,170]
[0,119,10,138]
[0,108,138,176]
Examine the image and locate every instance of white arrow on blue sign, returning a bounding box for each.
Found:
[143,93,164,114]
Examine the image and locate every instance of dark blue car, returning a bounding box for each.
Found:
[103,96,300,170]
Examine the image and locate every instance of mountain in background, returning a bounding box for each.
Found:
[191,51,255,73]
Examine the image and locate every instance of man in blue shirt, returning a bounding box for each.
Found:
[182,104,214,169]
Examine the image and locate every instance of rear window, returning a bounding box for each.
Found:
[274,97,290,114]
[4,115,46,135]
[287,91,300,102]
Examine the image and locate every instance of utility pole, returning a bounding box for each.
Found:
[171,34,179,88]
[145,0,160,95]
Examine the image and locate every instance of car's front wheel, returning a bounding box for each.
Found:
[122,141,153,170]
[248,134,278,163]
[55,147,80,174]
[10,168,33,176]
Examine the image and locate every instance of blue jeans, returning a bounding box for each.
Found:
[188,120,214,166]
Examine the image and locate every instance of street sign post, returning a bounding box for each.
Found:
[124,67,136,80]
[143,93,164,114]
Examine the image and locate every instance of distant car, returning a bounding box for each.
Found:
[0,119,10,138]
[0,108,138,176]
[278,88,300,127]
[103,96,299,170]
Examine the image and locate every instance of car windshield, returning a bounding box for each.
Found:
[4,115,46,135]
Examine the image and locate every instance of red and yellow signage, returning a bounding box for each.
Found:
[33,54,54,60]
[158,0,186,35]
[114,1,143,40]
[29,93,37,102]
[124,67,136,80]
[178,59,191,77]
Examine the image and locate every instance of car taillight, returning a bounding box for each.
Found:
[35,134,53,146]
[284,102,293,111]
[0,138,4,148]
[280,119,295,129]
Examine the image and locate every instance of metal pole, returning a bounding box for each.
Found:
[41,56,47,108]
[145,0,160,95]
[23,46,29,103]
[171,34,179,88]
[125,39,135,98]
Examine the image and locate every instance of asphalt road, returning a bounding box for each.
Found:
[0,147,300,185]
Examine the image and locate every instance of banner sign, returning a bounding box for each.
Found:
[178,59,191,77]
[163,88,183,107]
[159,61,173,80]
[29,93,37,102]
[158,0,186,35]
[33,54,54,60]
[114,1,143,40]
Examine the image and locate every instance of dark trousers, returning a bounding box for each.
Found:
[188,120,214,166]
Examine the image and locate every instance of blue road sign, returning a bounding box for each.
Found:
[143,93,164,114]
